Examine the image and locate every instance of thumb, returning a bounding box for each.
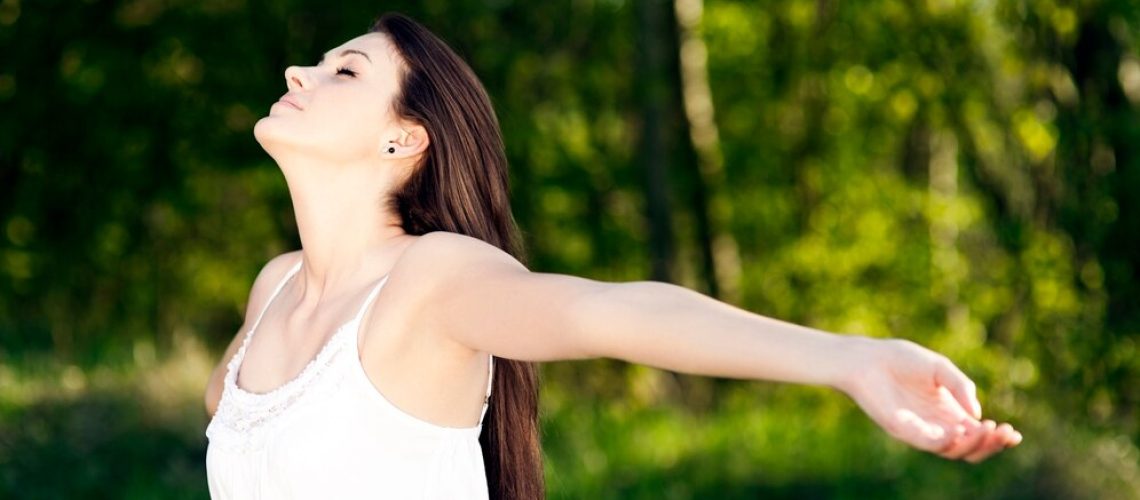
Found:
[934,358,982,419]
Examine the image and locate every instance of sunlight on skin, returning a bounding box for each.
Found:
[895,408,948,443]
[886,384,1023,461]
[843,339,1024,463]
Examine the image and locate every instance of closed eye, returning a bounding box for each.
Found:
[336,67,357,77]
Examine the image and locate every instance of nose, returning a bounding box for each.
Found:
[284,65,310,91]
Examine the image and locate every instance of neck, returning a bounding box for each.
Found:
[278,157,409,302]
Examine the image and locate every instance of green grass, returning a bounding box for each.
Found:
[1,346,1137,499]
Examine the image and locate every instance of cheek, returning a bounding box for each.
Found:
[316,93,387,149]
[287,96,384,159]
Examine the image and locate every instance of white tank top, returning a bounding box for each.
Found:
[205,261,493,499]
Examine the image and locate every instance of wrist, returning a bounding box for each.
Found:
[825,334,882,394]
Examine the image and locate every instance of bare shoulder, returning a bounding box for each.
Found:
[401,231,525,274]
[394,232,526,288]
[256,250,303,282]
[386,231,609,360]
[242,250,303,325]
[382,231,528,343]
[204,250,302,416]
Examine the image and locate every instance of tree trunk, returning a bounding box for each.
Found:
[636,0,675,283]
[674,0,740,301]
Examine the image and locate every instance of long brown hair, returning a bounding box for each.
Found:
[369,13,544,499]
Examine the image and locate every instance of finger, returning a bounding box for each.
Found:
[934,358,982,419]
[894,409,956,453]
[935,386,975,421]
[963,425,1005,463]
[964,423,1021,463]
[942,419,990,459]
[950,419,996,461]
[942,419,987,456]
[997,423,1023,448]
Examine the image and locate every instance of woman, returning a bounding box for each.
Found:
[203,12,1022,499]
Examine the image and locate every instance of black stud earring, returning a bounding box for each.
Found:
[388,146,396,154]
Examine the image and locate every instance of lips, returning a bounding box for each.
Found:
[276,94,304,110]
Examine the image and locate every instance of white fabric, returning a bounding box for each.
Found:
[206,261,493,499]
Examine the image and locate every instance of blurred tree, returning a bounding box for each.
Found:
[636,0,677,283]
[1,0,1138,497]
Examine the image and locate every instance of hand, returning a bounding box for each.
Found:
[837,338,1023,463]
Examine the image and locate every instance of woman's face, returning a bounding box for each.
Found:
[254,33,406,165]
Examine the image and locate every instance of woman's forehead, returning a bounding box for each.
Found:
[326,33,401,66]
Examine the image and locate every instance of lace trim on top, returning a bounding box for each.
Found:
[208,259,494,451]
[212,261,378,441]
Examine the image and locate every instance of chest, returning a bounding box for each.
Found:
[231,284,488,429]
[237,297,367,394]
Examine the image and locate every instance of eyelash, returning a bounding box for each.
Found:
[336,67,357,77]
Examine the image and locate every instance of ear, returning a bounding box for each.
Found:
[383,123,430,159]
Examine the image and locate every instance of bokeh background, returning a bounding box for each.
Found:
[2,0,1139,498]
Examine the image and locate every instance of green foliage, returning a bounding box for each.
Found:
[1,0,1137,497]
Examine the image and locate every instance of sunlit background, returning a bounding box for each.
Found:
[2,0,1139,498]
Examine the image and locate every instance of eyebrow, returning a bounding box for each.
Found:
[317,49,373,66]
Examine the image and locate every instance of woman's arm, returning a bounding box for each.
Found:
[577,280,874,388]
[411,231,873,387]
[406,231,1021,462]
[574,280,1016,458]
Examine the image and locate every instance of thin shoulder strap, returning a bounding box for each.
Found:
[343,270,494,427]
[478,354,494,426]
[350,273,391,325]
[248,260,303,333]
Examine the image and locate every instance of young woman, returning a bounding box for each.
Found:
[203,12,1022,499]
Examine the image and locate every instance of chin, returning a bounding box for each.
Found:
[253,116,297,151]
[253,123,342,165]
[253,122,299,163]
[253,115,273,141]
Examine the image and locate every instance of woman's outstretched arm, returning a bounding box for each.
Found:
[404,231,1022,462]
